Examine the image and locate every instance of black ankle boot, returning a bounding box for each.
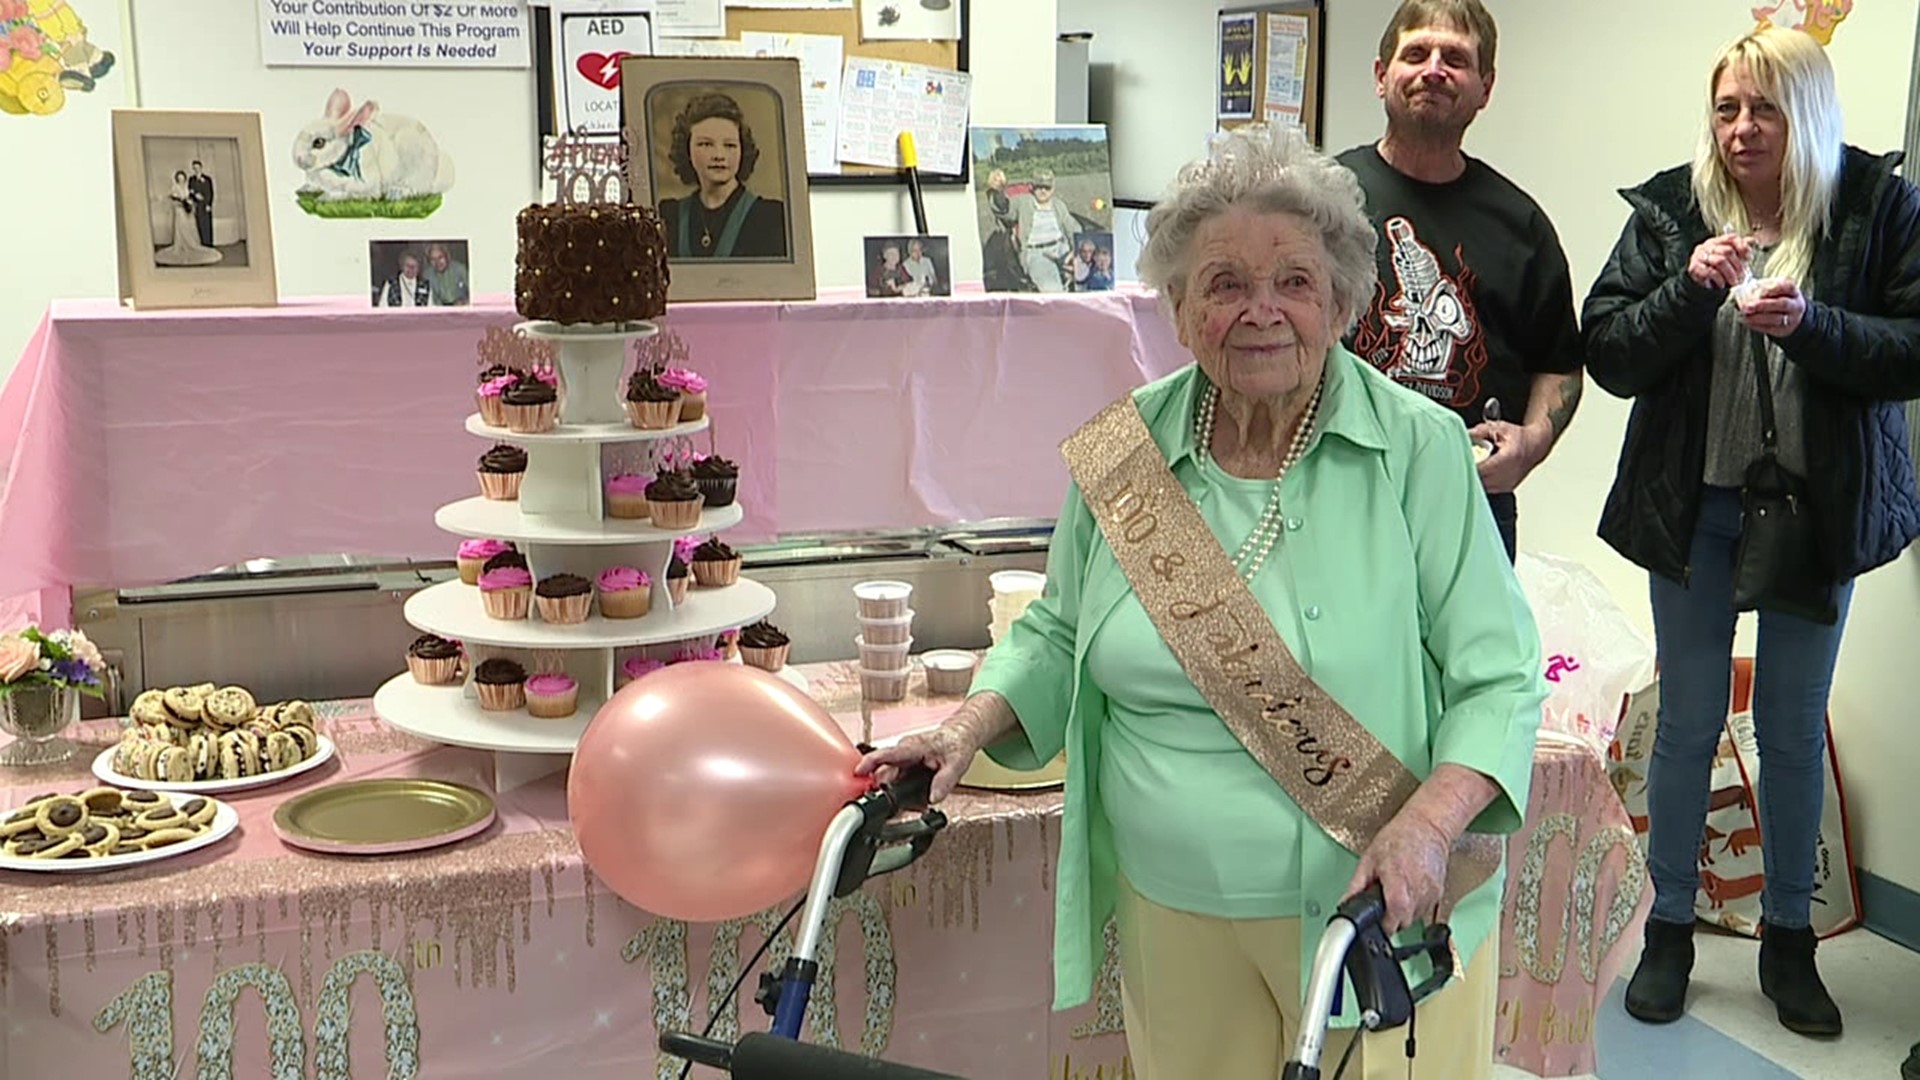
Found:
[1758,922,1842,1037]
[1625,917,1695,1023]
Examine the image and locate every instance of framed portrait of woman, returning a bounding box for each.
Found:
[110,109,279,310]
[620,57,816,302]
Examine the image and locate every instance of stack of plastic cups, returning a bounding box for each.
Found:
[853,580,915,703]
[988,570,1047,645]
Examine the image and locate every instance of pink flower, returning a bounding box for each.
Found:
[0,0,29,22]
[7,25,43,61]
[0,635,40,683]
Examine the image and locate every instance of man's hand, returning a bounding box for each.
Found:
[1465,420,1547,494]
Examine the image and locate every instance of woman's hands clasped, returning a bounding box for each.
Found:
[1688,232,1754,290]
[1344,807,1455,936]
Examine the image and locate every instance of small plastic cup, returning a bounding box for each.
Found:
[857,610,915,646]
[921,650,978,696]
[859,666,912,703]
[854,580,914,620]
[855,634,913,671]
[989,570,1046,599]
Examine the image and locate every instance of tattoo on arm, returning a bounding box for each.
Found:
[1547,372,1583,438]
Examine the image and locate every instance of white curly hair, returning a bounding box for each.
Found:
[1137,124,1378,335]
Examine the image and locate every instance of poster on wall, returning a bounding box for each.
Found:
[1217,12,1255,120]
[1261,12,1309,130]
[1,0,119,116]
[550,5,656,135]
[1751,0,1854,43]
[257,0,532,67]
[290,88,456,219]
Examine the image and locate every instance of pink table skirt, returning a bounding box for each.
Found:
[0,289,1190,625]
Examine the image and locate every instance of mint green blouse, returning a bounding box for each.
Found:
[1090,456,1305,918]
[970,348,1546,1025]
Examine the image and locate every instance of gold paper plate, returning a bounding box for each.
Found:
[272,779,496,855]
[959,750,1068,792]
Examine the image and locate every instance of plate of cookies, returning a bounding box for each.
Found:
[92,684,336,794]
[0,787,239,872]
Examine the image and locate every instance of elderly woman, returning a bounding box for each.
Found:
[860,125,1543,1080]
[1583,27,1920,1037]
[657,91,788,260]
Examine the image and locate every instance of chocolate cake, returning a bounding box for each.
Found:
[515,203,671,325]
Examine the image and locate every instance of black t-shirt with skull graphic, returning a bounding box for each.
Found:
[1335,144,1583,429]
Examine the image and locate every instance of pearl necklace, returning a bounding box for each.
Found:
[1193,378,1323,581]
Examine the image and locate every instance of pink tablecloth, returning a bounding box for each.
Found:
[0,289,1188,625]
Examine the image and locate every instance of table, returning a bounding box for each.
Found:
[0,663,1647,1079]
[0,289,1189,627]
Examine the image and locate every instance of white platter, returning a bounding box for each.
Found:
[465,413,709,445]
[436,497,742,544]
[90,735,337,794]
[404,578,776,650]
[0,796,239,874]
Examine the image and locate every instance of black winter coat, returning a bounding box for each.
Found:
[1582,146,1920,586]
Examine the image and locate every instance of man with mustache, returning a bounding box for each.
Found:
[1338,0,1584,561]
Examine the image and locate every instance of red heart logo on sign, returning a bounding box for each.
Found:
[577,52,633,90]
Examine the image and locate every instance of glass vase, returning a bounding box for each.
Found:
[0,683,80,767]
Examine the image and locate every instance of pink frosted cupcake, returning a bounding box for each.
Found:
[476,371,518,427]
[620,656,665,688]
[659,366,709,421]
[479,566,533,620]
[457,539,515,585]
[605,474,652,520]
[525,673,579,718]
[598,566,652,619]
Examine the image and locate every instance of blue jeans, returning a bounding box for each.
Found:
[1645,485,1852,930]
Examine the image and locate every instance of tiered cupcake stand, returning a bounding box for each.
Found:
[374,320,778,788]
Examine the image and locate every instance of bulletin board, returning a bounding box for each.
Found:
[1217,2,1323,147]
[534,2,971,188]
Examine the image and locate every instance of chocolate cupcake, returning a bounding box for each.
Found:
[474,658,528,712]
[625,369,682,430]
[482,549,529,574]
[477,444,527,501]
[690,455,739,508]
[646,471,703,530]
[503,377,560,434]
[691,537,741,588]
[534,573,594,625]
[738,619,791,672]
[406,634,463,684]
[666,552,691,606]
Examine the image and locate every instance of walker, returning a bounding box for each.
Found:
[659,765,968,1079]
[1282,883,1457,1080]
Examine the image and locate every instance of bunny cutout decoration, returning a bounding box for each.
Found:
[293,89,455,208]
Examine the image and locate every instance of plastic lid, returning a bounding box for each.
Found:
[920,650,976,671]
[853,580,914,601]
[989,570,1046,593]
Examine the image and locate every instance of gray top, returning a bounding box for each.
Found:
[1704,247,1807,486]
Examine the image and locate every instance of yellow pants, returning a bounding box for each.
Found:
[1116,876,1496,1080]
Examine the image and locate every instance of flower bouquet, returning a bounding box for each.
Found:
[0,626,105,766]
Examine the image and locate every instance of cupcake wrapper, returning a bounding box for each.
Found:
[536,591,593,625]
[506,401,559,434]
[667,576,689,606]
[526,688,580,719]
[740,643,790,673]
[606,492,651,520]
[476,393,509,427]
[599,588,653,619]
[649,496,704,530]
[457,557,485,585]
[407,654,462,685]
[678,391,708,421]
[695,477,738,508]
[475,681,527,712]
[692,558,741,588]
[478,471,524,501]
[481,587,532,620]
[625,399,681,430]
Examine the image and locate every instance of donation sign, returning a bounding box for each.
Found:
[259,0,533,68]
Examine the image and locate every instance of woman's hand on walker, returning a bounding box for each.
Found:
[1344,808,1454,935]
[855,726,982,805]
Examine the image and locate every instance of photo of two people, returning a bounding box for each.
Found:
[367,240,471,308]
[142,136,250,269]
[863,235,952,299]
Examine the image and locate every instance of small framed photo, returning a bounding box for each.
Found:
[863,235,951,299]
[112,109,278,310]
[621,56,815,302]
[368,239,472,307]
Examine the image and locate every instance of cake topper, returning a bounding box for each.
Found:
[542,129,633,206]
[632,326,691,374]
[476,324,558,374]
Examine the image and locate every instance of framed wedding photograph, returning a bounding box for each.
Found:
[620,56,815,302]
[111,109,278,310]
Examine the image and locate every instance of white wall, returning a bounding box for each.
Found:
[0,0,1053,380]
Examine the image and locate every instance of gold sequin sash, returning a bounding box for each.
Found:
[1060,396,1499,914]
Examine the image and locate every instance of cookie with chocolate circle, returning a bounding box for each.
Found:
[34,796,88,837]
[79,787,124,815]
[180,798,217,828]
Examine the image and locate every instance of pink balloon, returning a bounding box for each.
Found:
[569,662,870,922]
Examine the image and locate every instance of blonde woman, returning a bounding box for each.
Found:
[1583,27,1920,1037]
